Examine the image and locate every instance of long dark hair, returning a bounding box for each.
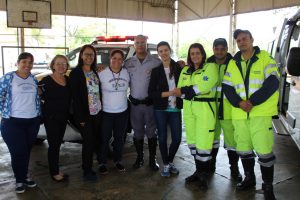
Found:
[157,41,175,79]
[77,44,97,71]
[187,43,206,69]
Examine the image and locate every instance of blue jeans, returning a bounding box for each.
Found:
[154,110,182,165]
[1,117,40,183]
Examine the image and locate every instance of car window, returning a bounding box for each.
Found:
[289,20,300,50]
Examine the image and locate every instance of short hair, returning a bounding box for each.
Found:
[233,29,253,39]
[110,49,125,60]
[49,55,69,72]
[17,52,34,63]
[213,38,228,47]
[134,34,148,41]
[187,43,206,68]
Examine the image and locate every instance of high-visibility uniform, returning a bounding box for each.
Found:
[207,54,237,150]
[222,46,279,167]
[178,63,218,162]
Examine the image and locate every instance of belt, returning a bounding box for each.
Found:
[129,95,152,105]
[193,97,216,102]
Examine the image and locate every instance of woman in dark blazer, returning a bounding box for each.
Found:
[148,41,183,177]
[69,44,102,181]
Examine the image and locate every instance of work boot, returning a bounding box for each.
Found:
[196,160,210,189]
[228,150,242,182]
[208,147,219,174]
[185,155,200,184]
[133,138,144,168]
[237,158,256,190]
[263,184,276,200]
[148,137,159,171]
[261,165,276,200]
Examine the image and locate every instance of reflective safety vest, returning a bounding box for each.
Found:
[177,63,219,102]
[223,47,279,119]
[207,54,233,120]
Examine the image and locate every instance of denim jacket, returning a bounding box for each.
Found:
[0,71,41,119]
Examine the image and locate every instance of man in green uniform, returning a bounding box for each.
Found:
[223,29,278,200]
[207,38,242,182]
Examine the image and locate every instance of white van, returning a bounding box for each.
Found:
[270,10,300,149]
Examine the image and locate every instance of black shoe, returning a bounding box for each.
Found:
[15,183,25,194]
[149,158,159,171]
[264,184,276,200]
[236,174,256,190]
[133,157,144,168]
[98,165,108,174]
[230,166,243,182]
[116,162,126,172]
[24,178,37,188]
[83,170,97,181]
[185,171,199,184]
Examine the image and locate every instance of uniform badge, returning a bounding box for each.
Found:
[203,76,209,81]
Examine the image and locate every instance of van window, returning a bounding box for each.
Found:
[289,20,300,50]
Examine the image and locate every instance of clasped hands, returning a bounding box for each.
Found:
[169,88,182,97]
[239,100,253,112]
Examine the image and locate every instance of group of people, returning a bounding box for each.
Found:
[0,30,278,200]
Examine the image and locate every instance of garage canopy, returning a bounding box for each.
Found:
[0,0,300,23]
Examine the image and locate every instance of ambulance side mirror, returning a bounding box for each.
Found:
[286,47,300,76]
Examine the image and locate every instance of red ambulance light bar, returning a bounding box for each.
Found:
[95,36,135,42]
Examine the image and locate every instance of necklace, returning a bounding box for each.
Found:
[111,69,121,91]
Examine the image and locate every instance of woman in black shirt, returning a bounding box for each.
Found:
[39,55,70,182]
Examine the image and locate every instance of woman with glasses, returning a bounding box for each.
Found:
[69,45,102,181]
[39,55,71,182]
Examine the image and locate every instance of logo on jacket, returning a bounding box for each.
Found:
[203,76,209,81]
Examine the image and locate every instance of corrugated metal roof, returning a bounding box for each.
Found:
[0,0,299,23]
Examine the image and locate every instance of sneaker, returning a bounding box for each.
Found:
[115,162,126,172]
[24,178,37,188]
[161,165,170,177]
[83,170,97,181]
[169,163,179,175]
[15,183,25,194]
[98,164,108,174]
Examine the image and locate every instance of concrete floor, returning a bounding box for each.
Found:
[0,131,300,200]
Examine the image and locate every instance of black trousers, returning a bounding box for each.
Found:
[77,112,101,173]
[44,116,67,176]
[98,110,128,164]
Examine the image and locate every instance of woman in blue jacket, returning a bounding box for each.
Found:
[0,52,41,193]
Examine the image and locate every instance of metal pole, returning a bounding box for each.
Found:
[106,0,108,36]
[174,0,179,59]
[20,28,25,53]
[64,0,67,54]
[229,0,236,54]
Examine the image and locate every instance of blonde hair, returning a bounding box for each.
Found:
[49,55,70,72]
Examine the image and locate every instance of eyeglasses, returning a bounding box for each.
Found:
[55,62,67,66]
[134,42,146,46]
[83,53,95,57]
